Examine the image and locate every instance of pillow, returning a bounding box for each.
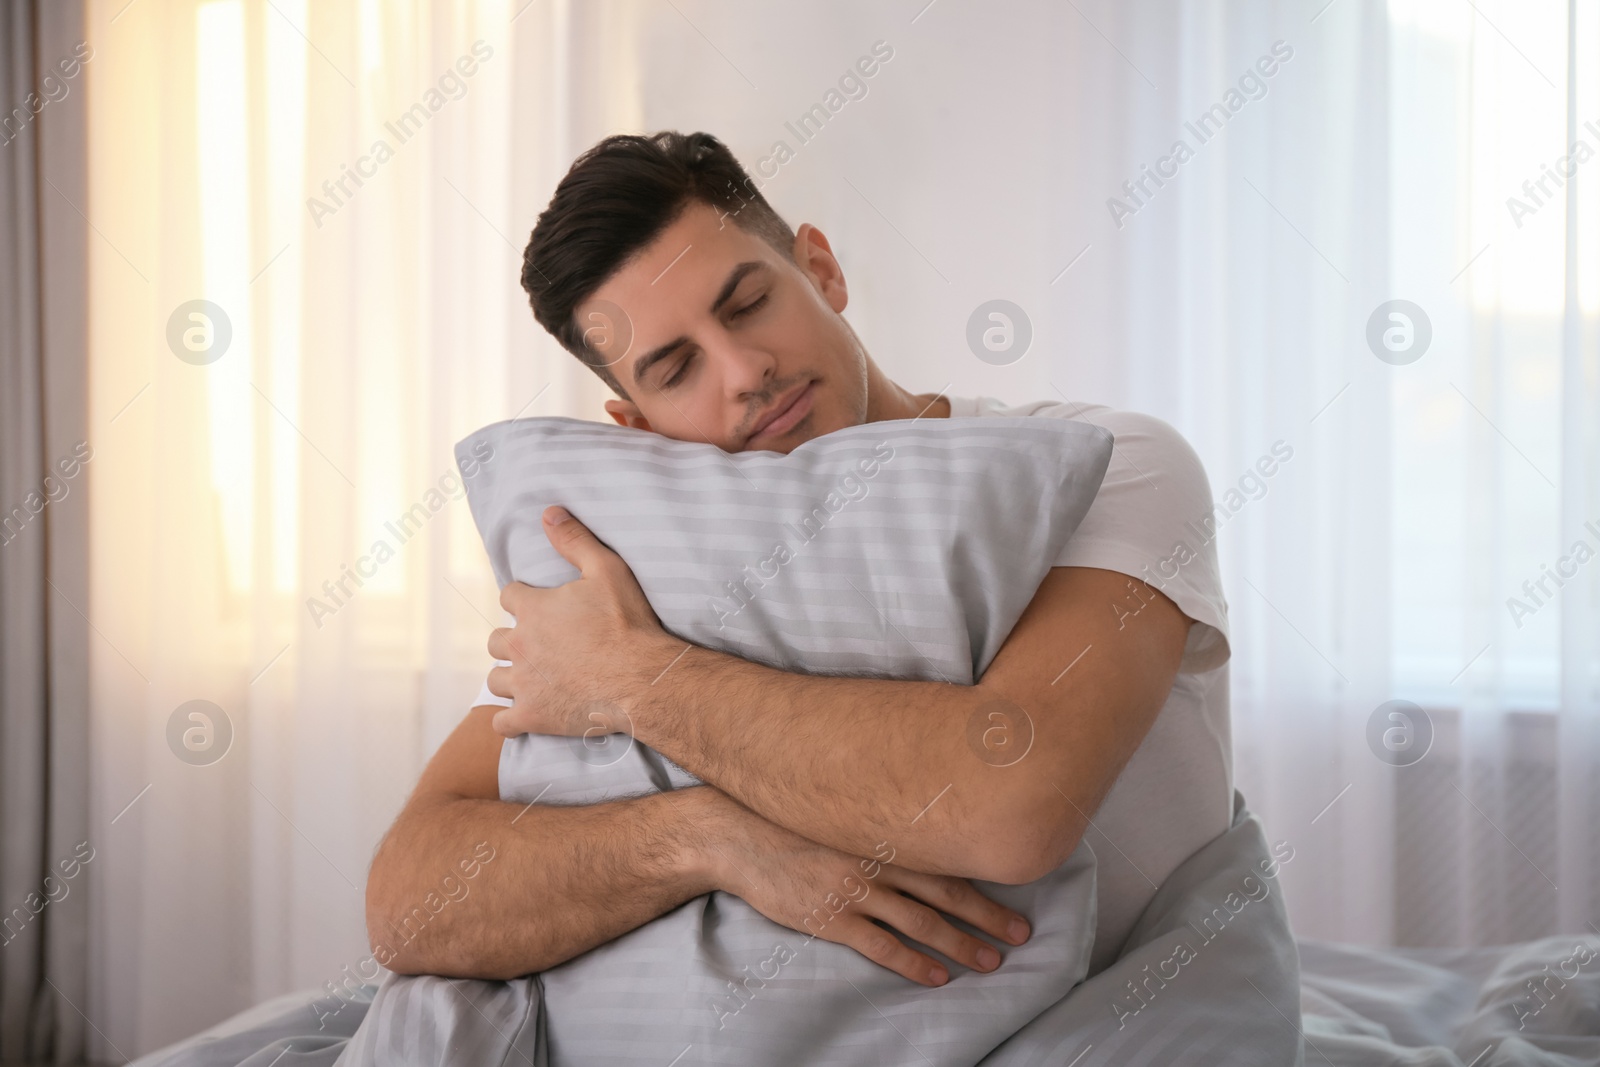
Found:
[461,414,1115,806]
[369,412,1114,1066]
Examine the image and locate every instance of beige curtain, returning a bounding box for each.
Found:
[1,1,91,1062]
[83,0,639,1056]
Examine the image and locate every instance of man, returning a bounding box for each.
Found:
[365,131,1232,990]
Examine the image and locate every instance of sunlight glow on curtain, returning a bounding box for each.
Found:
[1158,0,1600,947]
[85,0,637,1055]
[1379,0,1599,945]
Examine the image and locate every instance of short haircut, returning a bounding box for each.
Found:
[521,131,796,398]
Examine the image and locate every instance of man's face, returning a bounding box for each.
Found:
[579,201,869,454]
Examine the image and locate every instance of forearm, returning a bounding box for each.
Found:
[627,638,1039,882]
[496,524,1194,886]
[367,785,729,979]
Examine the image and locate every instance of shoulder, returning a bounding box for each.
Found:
[1078,408,1214,511]
[1025,402,1230,672]
[984,399,1215,514]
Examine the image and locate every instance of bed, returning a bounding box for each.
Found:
[125,892,1600,1066]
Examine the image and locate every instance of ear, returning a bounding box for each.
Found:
[604,398,653,432]
[792,223,848,314]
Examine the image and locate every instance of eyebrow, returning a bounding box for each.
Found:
[630,260,768,386]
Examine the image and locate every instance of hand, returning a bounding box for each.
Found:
[706,799,1031,987]
[486,506,672,739]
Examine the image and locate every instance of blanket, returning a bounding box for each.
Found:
[1300,936,1600,1066]
[128,791,1309,1066]
[127,887,1600,1066]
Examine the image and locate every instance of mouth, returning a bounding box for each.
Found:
[747,380,816,446]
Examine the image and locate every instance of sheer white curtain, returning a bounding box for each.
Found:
[83,0,638,1056]
[81,0,1598,1058]
[1194,0,1600,947]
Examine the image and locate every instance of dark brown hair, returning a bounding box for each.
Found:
[521,131,795,398]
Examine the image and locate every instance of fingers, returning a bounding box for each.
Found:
[541,506,617,579]
[485,667,533,738]
[857,887,1005,980]
[498,581,536,615]
[822,914,954,988]
[490,706,524,738]
[487,628,535,674]
[886,869,1032,948]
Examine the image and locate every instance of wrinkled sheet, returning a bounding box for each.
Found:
[1299,936,1600,1066]
[128,816,1600,1066]
[140,793,1312,1067]
[124,982,373,1067]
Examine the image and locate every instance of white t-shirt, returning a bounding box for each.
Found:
[946,395,1234,975]
[473,394,1234,975]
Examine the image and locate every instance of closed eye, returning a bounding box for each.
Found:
[661,294,767,388]
[732,293,768,319]
[663,352,693,388]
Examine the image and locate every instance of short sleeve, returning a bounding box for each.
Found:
[1050,410,1231,674]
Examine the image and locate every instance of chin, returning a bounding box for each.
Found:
[810,392,865,437]
[789,401,847,450]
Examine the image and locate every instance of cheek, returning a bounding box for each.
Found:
[811,384,859,439]
[773,299,850,372]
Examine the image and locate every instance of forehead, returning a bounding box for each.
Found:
[579,202,782,366]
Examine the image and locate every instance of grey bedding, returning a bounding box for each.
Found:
[1300,937,1600,1066]
[128,867,1600,1066]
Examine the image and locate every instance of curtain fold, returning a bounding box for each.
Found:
[0,0,92,1062]
[1554,0,1600,938]
[1083,0,1600,948]
[1131,0,1403,946]
[83,0,634,1057]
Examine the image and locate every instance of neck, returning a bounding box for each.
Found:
[862,359,951,422]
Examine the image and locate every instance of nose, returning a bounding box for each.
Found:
[711,333,778,401]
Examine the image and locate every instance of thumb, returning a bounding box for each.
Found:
[542,505,615,577]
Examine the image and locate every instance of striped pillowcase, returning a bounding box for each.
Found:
[374,412,1120,1067]
[455,413,1114,805]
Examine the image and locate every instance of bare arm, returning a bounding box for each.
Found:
[366,705,724,979]
[630,567,1189,885]
[492,536,1193,886]
[366,706,1034,985]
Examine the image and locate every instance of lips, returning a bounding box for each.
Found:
[749,380,815,442]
